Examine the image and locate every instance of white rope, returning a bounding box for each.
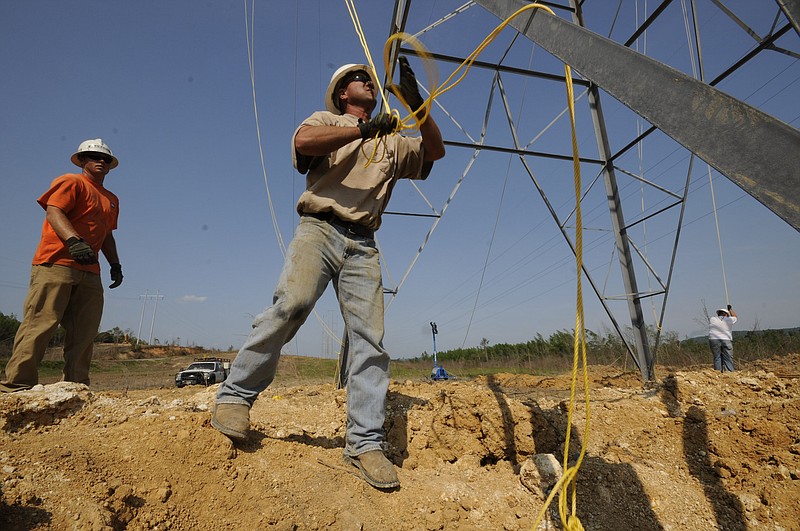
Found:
[460,71,510,348]
[524,88,588,150]
[682,0,730,305]
[244,0,344,358]
[385,62,497,308]
[708,167,730,305]
[244,0,287,257]
[410,2,476,40]
[631,0,661,326]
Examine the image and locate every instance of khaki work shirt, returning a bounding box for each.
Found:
[292,111,425,231]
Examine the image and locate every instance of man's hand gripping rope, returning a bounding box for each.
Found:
[359,55,423,143]
[358,113,399,141]
[358,56,424,166]
[388,56,427,123]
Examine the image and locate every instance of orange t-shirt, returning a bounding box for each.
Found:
[32,173,119,274]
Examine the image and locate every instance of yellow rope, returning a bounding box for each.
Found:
[560,53,590,530]
[344,3,590,527]
[526,20,590,529]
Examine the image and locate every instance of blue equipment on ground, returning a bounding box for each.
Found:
[431,364,450,380]
[429,322,450,380]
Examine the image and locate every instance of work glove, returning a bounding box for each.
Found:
[66,237,97,265]
[389,56,426,118]
[727,304,732,311]
[358,113,398,140]
[109,263,123,289]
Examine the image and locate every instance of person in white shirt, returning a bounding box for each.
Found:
[708,305,738,372]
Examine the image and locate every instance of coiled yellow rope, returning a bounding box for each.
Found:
[345,3,590,528]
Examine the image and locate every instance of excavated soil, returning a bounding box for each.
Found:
[1,354,799,530]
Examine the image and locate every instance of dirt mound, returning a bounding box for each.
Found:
[1,357,799,530]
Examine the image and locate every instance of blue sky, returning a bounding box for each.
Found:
[1,1,798,361]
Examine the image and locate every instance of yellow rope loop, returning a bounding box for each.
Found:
[360,134,387,167]
[382,32,438,133]
[357,108,405,167]
[375,4,566,141]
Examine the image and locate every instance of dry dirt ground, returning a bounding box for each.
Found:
[1,353,798,530]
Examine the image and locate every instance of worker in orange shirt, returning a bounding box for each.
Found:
[1,139,124,392]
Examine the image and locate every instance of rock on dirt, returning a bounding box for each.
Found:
[1,355,799,530]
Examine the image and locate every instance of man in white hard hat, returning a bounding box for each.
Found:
[213,57,444,490]
[0,139,123,392]
[708,305,738,372]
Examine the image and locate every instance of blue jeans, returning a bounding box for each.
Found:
[216,217,390,456]
[709,339,734,372]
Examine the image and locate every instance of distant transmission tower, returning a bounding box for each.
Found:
[136,290,164,347]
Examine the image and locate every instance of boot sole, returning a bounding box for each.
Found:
[343,455,400,489]
[211,416,248,441]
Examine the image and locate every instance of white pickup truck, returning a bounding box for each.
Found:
[175,358,230,387]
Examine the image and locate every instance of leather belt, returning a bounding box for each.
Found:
[303,211,374,239]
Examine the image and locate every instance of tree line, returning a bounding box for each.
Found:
[0,312,139,356]
[4,309,796,367]
[414,326,800,368]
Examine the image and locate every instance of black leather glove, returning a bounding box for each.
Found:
[727,304,732,311]
[389,56,425,117]
[66,237,97,265]
[109,263,123,289]
[358,113,398,140]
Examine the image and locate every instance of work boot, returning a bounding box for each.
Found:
[344,450,400,490]
[211,403,250,441]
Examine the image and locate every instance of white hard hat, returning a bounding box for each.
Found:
[71,138,119,169]
[716,308,729,316]
[325,63,376,114]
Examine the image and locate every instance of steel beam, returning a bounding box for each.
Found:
[777,0,800,37]
[474,0,800,232]
[565,1,654,381]
[577,68,653,378]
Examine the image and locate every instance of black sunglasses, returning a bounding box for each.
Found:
[343,73,373,87]
[350,73,372,83]
[84,153,113,164]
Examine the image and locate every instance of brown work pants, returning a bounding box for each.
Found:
[0,264,103,391]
